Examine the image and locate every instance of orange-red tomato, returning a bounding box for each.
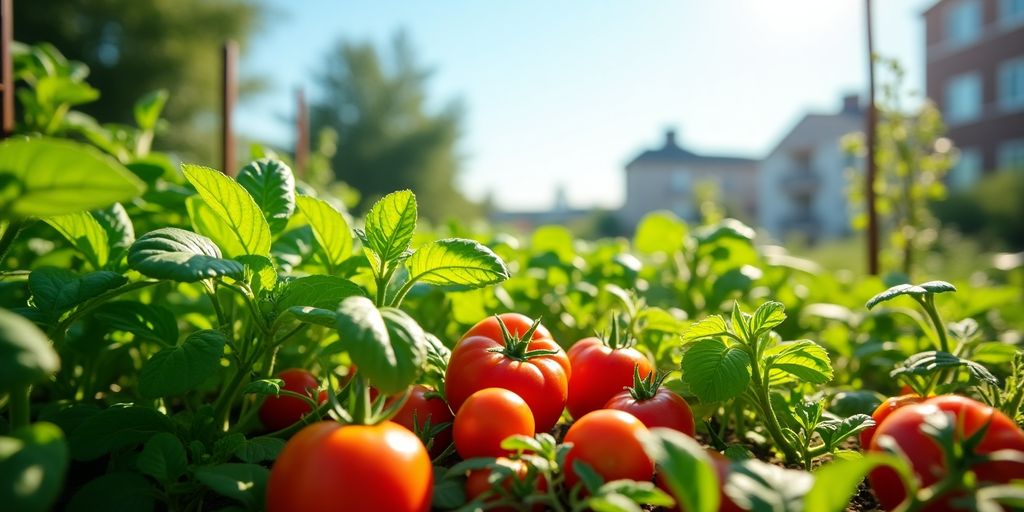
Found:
[605,387,695,437]
[859,394,926,448]
[453,388,535,459]
[465,457,547,512]
[259,369,327,431]
[563,409,654,488]
[446,314,569,432]
[566,336,652,419]
[266,421,432,512]
[389,385,454,457]
[868,395,1024,511]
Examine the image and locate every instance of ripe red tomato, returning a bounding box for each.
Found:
[656,450,742,512]
[465,457,547,512]
[605,387,695,437]
[563,409,654,488]
[389,385,454,457]
[566,336,652,419]
[266,421,432,512]
[445,314,570,432]
[868,395,1024,510]
[859,394,926,448]
[259,369,327,431]
[453,388,535,459]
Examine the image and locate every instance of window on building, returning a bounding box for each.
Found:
[1001,0,1024,25]
[671,169,691,192]
[947,0,983,45]
[999,58,1024,110]
[951,147,983,189]
[998,139,1024,171]
[945,73,983,123]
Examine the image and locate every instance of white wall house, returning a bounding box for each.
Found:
[759,96,863,242]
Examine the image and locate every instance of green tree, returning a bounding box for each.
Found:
[14,0,263,162]
[844,58,955,277]
[310,32,477,221]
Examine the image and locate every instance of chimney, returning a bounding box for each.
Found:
[664,128,678,148]
[841,94,861,114]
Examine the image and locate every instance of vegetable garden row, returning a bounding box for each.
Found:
[1,42,1023,512]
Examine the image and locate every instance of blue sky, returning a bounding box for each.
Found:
[237,0,934,211]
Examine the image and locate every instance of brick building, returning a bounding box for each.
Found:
[924,0,1024,186]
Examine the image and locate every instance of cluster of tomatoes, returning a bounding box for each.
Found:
[254,313,697,511]
[252,314,1024,511]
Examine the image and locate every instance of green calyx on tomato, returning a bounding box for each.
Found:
[600,313,636,350]
[486,315,560,361]
[624,366,670,402]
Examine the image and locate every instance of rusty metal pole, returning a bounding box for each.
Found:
[294,87,309,177]
[0,0,14,138]
[221,41,238,176]
[865,0,880,275]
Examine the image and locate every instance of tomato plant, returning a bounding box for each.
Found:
[464,457,547,512]
[445,315,569,432]
[266,421,433,512]
[566,316,652,420]
[859,393,926,448]
[453,387,535,459]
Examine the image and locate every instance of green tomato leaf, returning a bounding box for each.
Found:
[890,351,998,387]
[284,306,337,327]
[28,268,127,323]
[236,159,296,236]
[128,228,244,282]
[406,238,509,288]
[43,211,109,270]
[530,225,575,263]
[186,195,247,258]
[234,437,286,463]
[133,89,168,131]
[640,428,719,512]
[0,422,69,512]
[724,459,812,512]
[751,301,786,337]
[68,405,175,461]
[0,308,59,392]
[235,254,277,297]
[363,189,417,269]
[865,281,956,310]
[139,329,226,398]
[804,453,906,512]
[637,307,686,336]
[917,280,956,294]
[765,340,834,385]
[91,203,135,264]
[194,463,269,509]
[0,138,144,219]
[587,493,645,512]
[681,315,729,344]
[815,414,875,452]
[681,338,751,403]
[275,275,365,314]
[94,301,179,346]
[294,195,353,270]
[597,480,675,508]
[634,210,688,255]
[136,432,187,483]
[182,164,271,257]
[573,459,605,493]
[242,378,284,397]
[66,472,154,512]
[335,296,427,394]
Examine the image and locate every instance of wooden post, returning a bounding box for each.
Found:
[865,0,880,275]
[0,0,13,138]
[221,41,238,176]
[294,87,309,177]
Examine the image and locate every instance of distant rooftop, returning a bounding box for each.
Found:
[627,129,757,168]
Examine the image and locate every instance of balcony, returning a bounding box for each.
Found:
[779,168,820,197]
